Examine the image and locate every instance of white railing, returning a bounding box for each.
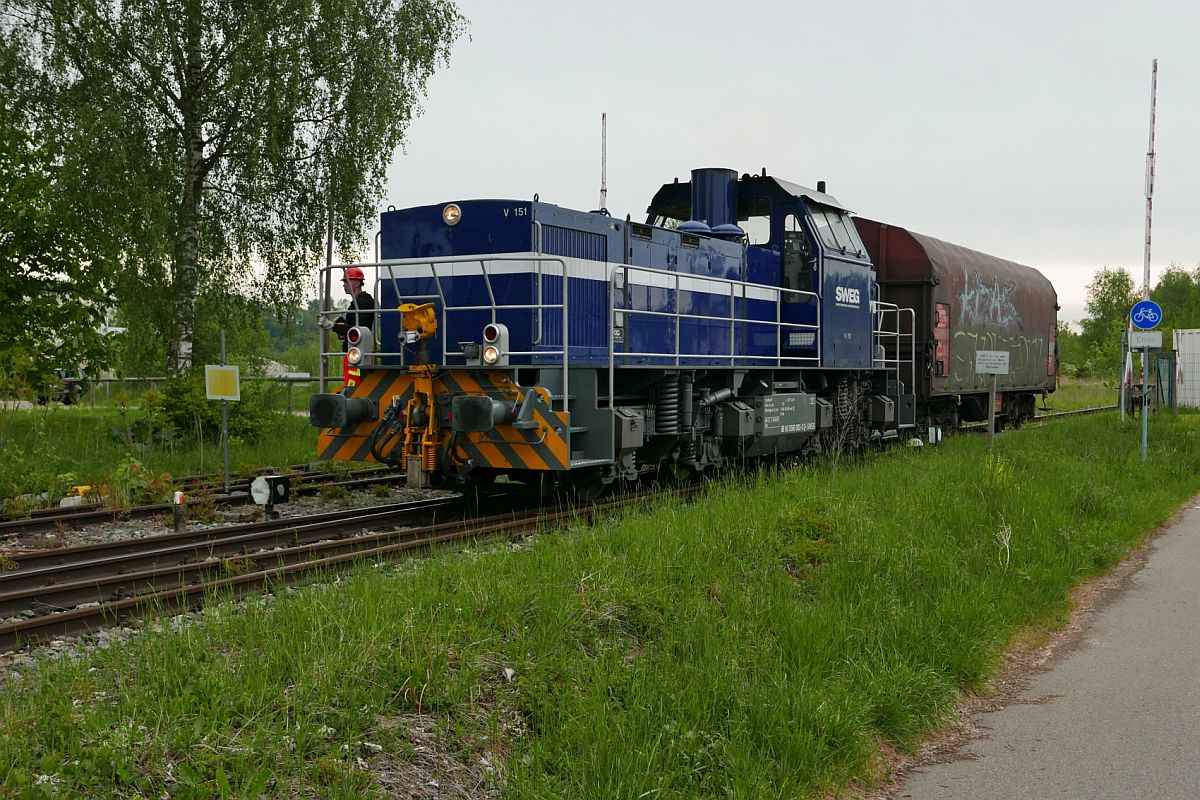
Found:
[872,301,917,427]
[318,255,571,408]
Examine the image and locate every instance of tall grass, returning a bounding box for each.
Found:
[1043,377,1117,412]
[2,412,1199,797]
[0,405,318,502]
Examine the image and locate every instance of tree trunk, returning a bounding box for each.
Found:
[166,13,205,376]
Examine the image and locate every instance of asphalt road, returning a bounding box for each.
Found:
[898,498,1200,799]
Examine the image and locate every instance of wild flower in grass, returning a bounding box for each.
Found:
[995,524,1013,568]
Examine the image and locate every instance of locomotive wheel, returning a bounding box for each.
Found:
[564,467,606,501]
[659,459,698,485]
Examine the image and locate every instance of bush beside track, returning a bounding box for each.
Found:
[2,411,1198,797]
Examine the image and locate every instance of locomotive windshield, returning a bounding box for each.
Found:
[809,205,866,257]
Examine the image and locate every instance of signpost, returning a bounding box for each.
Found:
[204,331,240,494]
[1129,301,1163,464]
[975,350,1010,450]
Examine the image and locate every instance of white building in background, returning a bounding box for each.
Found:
[1173,330,1200,408]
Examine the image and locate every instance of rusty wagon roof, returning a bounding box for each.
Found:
[854,217,1057,305]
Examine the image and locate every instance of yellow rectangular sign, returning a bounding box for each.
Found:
[205,364,241,401]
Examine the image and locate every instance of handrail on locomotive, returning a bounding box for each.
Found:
[317,251,917,444]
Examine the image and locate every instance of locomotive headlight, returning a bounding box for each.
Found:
[480,323,509,366]
[442,203,462,226]
[343,326,372,366]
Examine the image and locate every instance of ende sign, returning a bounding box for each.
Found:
[975,350,1010,375]
[1130,330,1163,350]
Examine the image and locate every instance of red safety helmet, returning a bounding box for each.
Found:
[344,267,365,281]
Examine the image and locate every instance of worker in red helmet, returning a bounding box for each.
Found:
[318,266,376,350]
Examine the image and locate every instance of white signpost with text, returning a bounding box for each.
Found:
[976,350,1009,450]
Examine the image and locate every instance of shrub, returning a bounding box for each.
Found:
[158,376,281,444]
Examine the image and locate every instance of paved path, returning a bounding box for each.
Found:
[898,499,1200,799]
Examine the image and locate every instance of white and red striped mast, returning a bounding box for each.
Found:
[1143,58,1157,299]
[1123,59,1158,420]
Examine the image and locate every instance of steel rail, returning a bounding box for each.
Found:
[0,468,405,538]
[961,404,1119,432]
[0,496,465,581]
[13,464,389,523]
[0,486,700,652]
[0,498,481,618]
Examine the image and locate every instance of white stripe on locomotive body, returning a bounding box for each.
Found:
[380,253,784,303]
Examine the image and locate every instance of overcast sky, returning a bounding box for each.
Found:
[380,0,1200,322]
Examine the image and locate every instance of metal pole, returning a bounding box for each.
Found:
[1142,346,1149,463]
[988,373,997,450]
[320,207,334,393]
[1119,329,1127,422]
[221,330,230,495]
[599,112,607,211]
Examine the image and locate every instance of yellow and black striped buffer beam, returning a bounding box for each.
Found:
[317,369,571,471]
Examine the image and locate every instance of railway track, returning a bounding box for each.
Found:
[0,488,687,653]
[4,405,1118,541]
[974,403,1119,431]
[0,407,1123,654]
[0,466,404,539]
[1035,403,1119,419]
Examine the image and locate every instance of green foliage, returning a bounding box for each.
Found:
[1079,268,1138,377]
[101,456,172,508]
[1055,321,1092,378]
[158,377,281,445]
[0,46,116,387]
[1150,264,1200,349]
[6,0,466,373]
[0,403,317,498]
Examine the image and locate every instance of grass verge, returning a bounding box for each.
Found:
[1042,377,1116,412]
[0,407,318,505]
[2,411,1199,798]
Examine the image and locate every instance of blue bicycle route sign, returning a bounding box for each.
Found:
[1130,300,1163,330]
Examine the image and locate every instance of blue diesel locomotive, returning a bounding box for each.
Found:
[309,167,1054,494]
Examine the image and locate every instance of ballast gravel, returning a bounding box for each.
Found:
[0,482,454,676]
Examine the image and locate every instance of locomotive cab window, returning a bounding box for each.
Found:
[737,196,772,245]
[782,214,816,304]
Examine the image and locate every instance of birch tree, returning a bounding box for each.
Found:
[6,0,465,373]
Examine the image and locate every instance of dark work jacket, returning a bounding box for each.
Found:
[332,291,375,351]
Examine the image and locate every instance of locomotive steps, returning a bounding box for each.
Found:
[2,411,1199,796]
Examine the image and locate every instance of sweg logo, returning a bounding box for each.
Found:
[834,286,861,308]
